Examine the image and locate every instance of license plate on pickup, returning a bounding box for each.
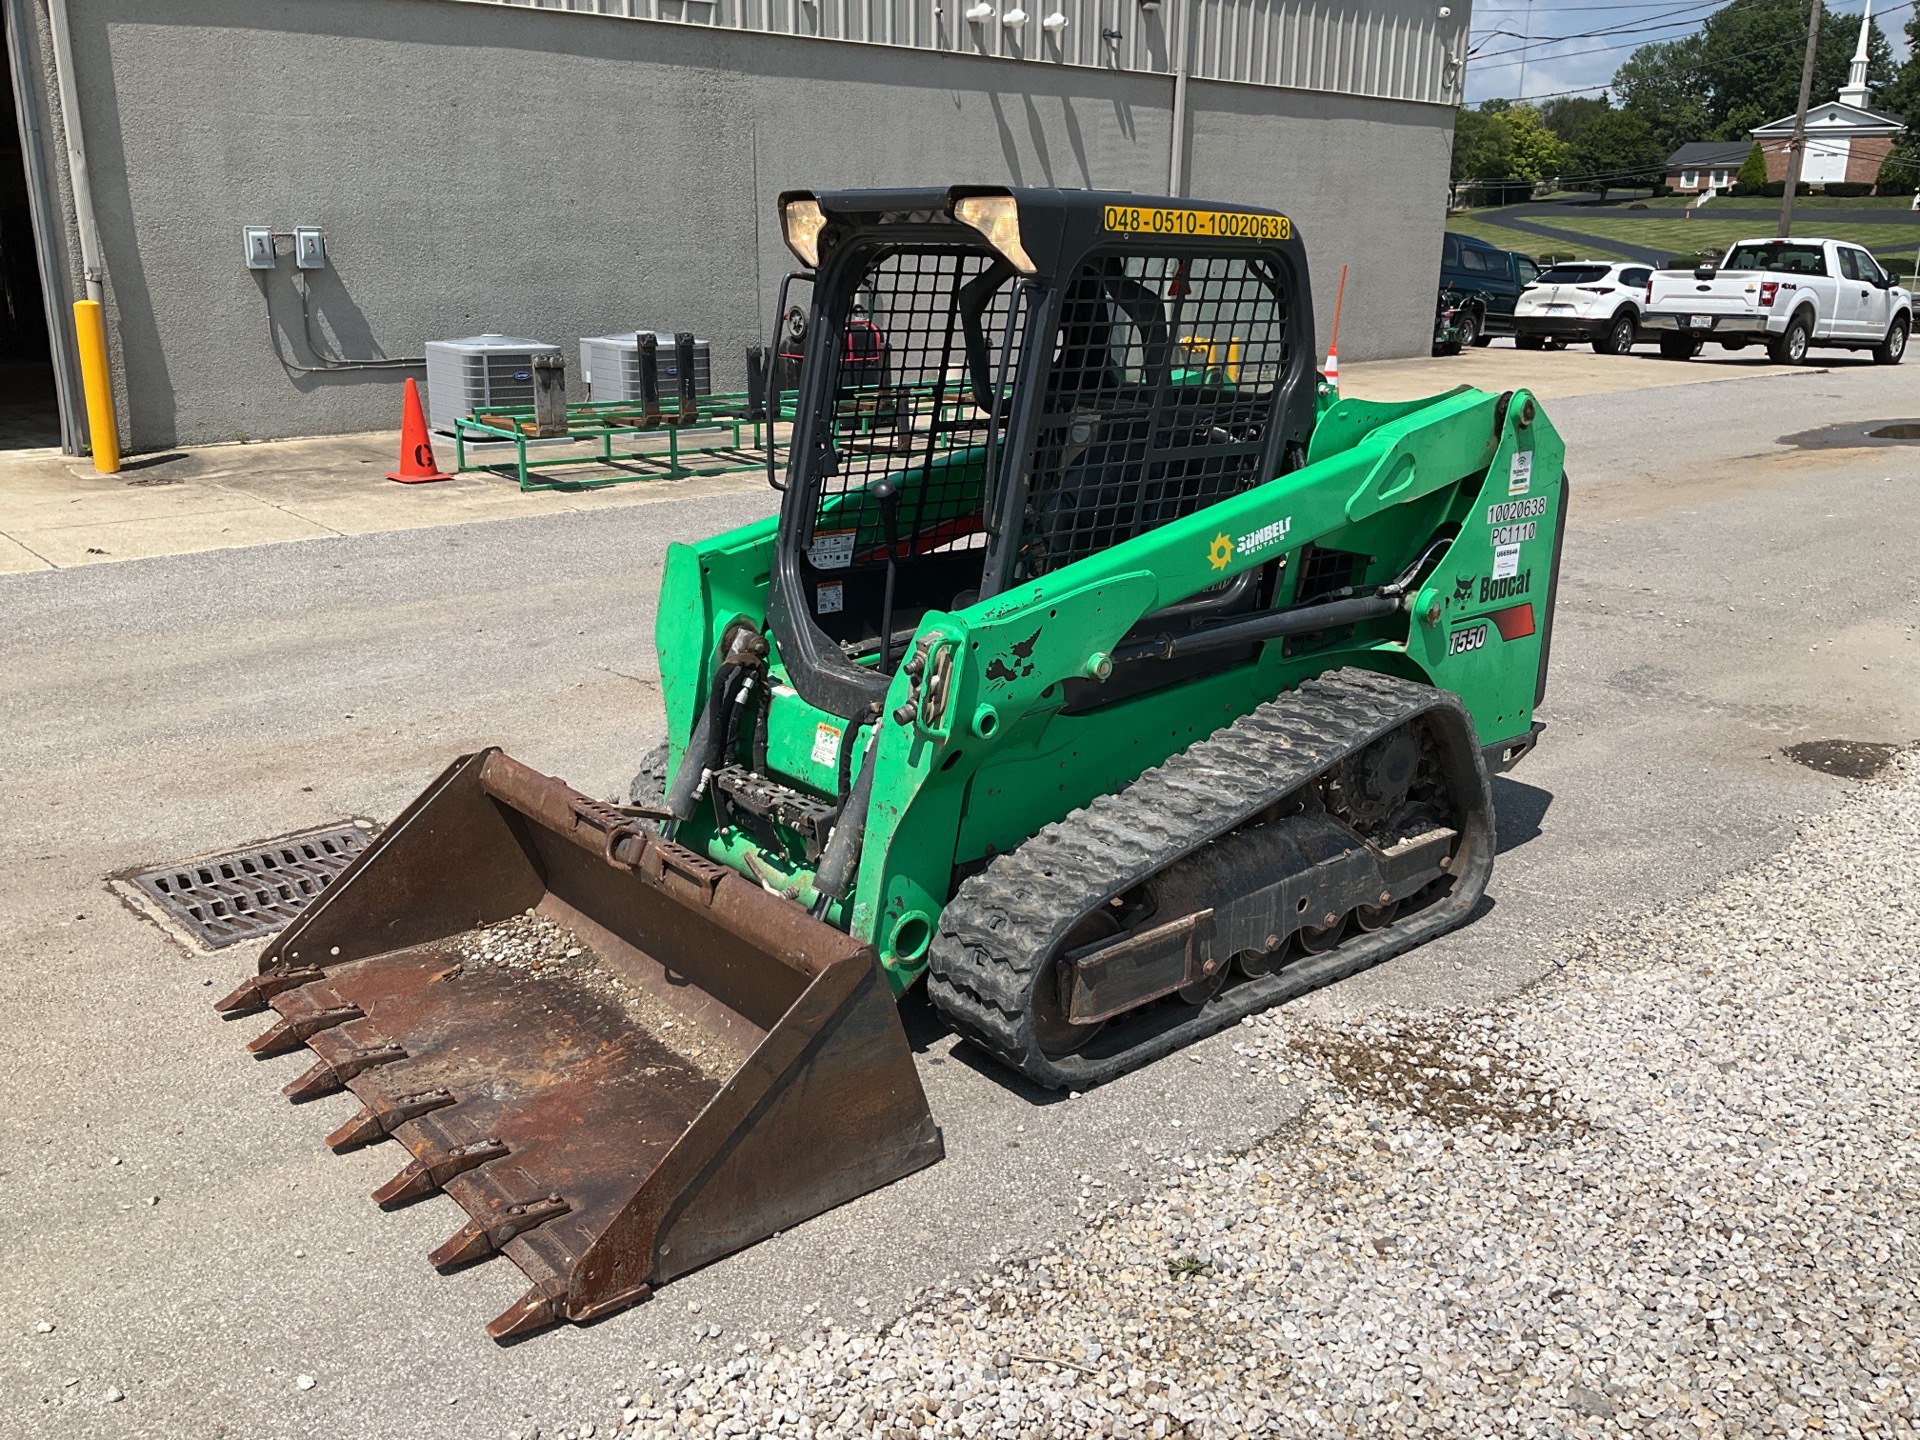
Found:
[1689,314,1714,330]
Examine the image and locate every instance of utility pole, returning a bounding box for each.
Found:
[1517,0,1535,100]
[1780,0,1822,237]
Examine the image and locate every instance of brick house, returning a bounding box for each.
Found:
[1749,2,1905,188]
[1664,142,1752,194]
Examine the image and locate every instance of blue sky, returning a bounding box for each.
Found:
[1463,0,1899,106]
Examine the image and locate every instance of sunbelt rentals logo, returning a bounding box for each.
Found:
[1209,515,1293,571]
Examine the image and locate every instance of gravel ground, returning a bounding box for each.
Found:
[535,751,1918,1440]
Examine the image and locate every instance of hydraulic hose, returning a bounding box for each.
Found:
[751,683,772,778]
[663,661,744,830]
[723,672,757,769]
[813,723,882,904]
[834,716,868,808]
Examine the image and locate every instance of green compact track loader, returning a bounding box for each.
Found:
[218,186,1565,1337]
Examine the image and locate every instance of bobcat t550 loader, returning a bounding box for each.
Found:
[218,186,1565,1337]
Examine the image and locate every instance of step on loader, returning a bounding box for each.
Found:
[218,186,1566,1337]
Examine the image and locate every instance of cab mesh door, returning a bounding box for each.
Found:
[1014,252,1291,582]
[801,246,1026,654]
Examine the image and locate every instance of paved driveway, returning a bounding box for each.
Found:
[5,364,1919,1438]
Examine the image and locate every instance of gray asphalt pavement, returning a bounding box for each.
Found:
[4,361,1919,1438]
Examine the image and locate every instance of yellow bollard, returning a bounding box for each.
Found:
[72,298,120,473]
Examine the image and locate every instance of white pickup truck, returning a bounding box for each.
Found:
[1640,237,1911,366]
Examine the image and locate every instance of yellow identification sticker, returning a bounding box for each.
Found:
[1102,205,1291,241]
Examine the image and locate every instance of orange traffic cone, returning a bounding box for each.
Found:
[387,377,453,484]
[1324,261,1347,393]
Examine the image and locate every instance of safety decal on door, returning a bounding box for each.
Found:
[810,530,857,570]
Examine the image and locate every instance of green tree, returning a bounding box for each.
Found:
[1878,135,1920,195]
[1502,104,1571,182]
[1451,107,1513,184]
[1874,6,1920,121]
[1736,143,1770,189]
[1704,0,1893,138]
[1566,110,1668,194]
[1614,36,1710,153]
[1614,2,1894,149]
[1539,95,1611,145]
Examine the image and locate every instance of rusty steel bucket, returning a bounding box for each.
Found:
[215,750,941,1339]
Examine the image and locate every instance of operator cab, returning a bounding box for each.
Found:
[767,186,1320,721]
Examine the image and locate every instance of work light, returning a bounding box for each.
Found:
[951,192,1038,275]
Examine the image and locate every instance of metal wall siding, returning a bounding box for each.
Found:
[462,0,1463,104]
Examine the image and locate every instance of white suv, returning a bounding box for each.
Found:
[1514,260,1654,355]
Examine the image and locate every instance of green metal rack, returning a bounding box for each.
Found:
[453,386,991,493]
[453,393,791,492]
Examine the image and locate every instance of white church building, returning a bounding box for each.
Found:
[1750,2,1906,188]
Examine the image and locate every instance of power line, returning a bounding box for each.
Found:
[1475,19,1724,63]
[1476,0,1732,11]
[1476,0,1880,16]
[1474,0,1807,63]
[1469,0,1913,97]
[1472,0,1726,49]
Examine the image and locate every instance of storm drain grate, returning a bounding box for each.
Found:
[129,824,374,948]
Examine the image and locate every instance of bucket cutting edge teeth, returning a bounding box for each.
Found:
[371,1138,510,1206]
[429,1195,571,1270]
[486,1277,573,1342]
[214,966,326,1016]
[324,1088,455,1152]
[282,1042,408,1101]
[246,1002,364,1057]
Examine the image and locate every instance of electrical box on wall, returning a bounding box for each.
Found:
[243,226,275,269]
[293,227,327,270]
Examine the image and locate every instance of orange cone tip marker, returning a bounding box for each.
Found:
[388,376,453,483]
[1325,262,1348,394]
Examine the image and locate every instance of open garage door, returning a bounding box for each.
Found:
[3,0,76,452]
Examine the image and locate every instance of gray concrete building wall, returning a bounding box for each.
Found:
[1185,78,1454,378]
[16,0,1451,452]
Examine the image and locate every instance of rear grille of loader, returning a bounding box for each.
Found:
[131,824,373,948]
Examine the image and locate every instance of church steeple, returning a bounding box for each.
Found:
[1840,1,1874,108]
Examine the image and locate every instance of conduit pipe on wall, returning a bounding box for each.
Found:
[44,0,102,302]
[1167,0,1190,197]
[46,0,120,470]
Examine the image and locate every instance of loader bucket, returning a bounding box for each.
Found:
[214,750,942,1339]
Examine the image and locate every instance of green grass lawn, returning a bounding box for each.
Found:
[1445,208,1920,273]
[1633,194,1919,211]
[1444,216,1631,261]
[1562,216,1920,266]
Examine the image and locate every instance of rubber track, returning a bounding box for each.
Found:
[925,668,1495,1090]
